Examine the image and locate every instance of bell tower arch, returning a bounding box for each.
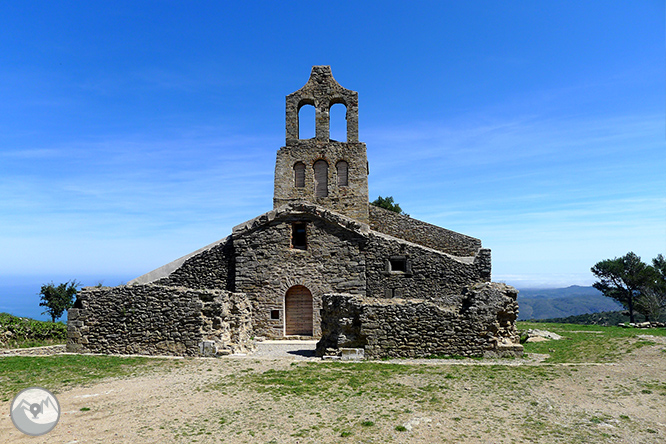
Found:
[274,66,369,223]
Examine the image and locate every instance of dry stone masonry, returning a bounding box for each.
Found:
[68,285,253,356]
[316,283,522,359]
[68,66,522,358]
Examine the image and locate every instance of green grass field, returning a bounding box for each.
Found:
[517,321,666,363]
[1,322,664,442]
[0,354,167,401]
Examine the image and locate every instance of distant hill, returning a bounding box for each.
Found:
[516,285,623,320]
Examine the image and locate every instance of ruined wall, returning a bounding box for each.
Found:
[67,284,253,356]
[316,283,522,359]
[233,207,368,338]
[364,231,489,302]
[273,140,369,223]
[368,205,482,257]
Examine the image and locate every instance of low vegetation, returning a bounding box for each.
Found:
[517,321,666,363]
[534,310,631,326]
[0,354,166,400]
[0,312,67,349]
[0,321,664,442]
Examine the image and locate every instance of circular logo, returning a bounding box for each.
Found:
[10,387,61,436]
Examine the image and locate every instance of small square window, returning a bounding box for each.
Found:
[292,222,307,249]
[390,258,406,272]
[270,310,280,320]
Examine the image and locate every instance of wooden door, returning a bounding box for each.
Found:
[285,285,313,336]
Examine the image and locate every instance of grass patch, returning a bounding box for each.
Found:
[517,321,666,363]
[210,360,561,414]
[219,361,417,400]
[0,354,168,398]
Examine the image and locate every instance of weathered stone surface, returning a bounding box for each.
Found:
[365,230,490,300]
[73,66,517,358]
[276,66,368,223]
[340,348,365,360]
[232,204,368,338]
[316,283,523,359]
[67,284,254,356]
[274,140,369,223]
[150,236,235,291]
[369,205,483,257]
[525,329,563,341]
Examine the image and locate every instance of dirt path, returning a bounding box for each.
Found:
[1,340,665,443]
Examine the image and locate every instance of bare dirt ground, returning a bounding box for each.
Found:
[1,338,665,444]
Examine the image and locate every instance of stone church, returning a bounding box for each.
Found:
[67,66,522,359]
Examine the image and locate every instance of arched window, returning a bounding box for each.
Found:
[298,104,315,139]
[313,160,328,198]
[336,161,348,187]
[329,102,347,142]
[293,162,305,188]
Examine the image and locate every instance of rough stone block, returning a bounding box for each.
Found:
[340,348,365,360]
[199,340,217,357]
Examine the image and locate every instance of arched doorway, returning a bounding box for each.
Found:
[285,285,313,336]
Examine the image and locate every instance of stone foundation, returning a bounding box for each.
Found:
[316,282,522,359]
[67,284,254,356]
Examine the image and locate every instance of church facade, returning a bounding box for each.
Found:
[67,67,522,358]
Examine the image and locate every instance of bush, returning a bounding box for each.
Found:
[0,313,67,348]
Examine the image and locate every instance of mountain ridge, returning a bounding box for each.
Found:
[515,285,623,320]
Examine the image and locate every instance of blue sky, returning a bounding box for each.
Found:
[1,1,664,317]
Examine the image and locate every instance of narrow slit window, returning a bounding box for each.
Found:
[313,160,328,197]
[294,162,305,187]
[292,222,307,249]
[336,161,348,187]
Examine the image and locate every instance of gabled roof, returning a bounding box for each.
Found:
[232,201,371,238]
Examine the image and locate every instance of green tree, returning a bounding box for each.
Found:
[637,254,666,322]
[651,254,666,293]
[371,196,408,216]
[591,252,653,323]
[39,280,80,322]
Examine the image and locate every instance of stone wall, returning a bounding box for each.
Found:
[316,283,522,359]
[285,65,359,144]
[232,206,368,338]
[273,140,369,223]
[152,237,235,291]
[67,284,253,356]
[364,231,489,301]
[276,65,369,223]
[368,205,482,257]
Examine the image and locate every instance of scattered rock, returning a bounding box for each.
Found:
[524,329,563,342]
[402,417,432,431]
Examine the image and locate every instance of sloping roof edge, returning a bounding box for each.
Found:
[128,236,231,285]
[232,201,371,237]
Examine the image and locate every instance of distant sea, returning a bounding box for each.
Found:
[0,276,133,321]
